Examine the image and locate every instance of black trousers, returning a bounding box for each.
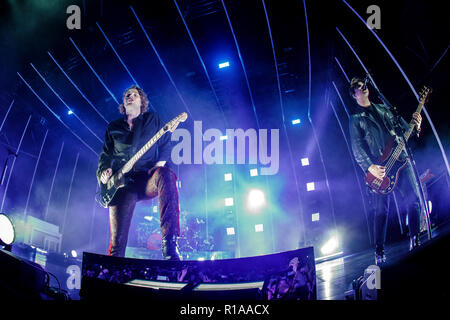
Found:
[107,166,180,257]
[370,161,422,254]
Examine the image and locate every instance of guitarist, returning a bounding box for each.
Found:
[96,85,181,260]
[348,77,422,265]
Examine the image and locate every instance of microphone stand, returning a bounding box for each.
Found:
[366,75,432,241]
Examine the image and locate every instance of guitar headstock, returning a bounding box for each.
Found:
[419,86,432,105]
[166,112,188,133]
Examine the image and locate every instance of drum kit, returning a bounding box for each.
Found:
[137,210,215,253]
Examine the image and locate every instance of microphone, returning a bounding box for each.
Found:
[361,75,369,91]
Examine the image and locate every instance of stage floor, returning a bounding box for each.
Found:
[315,222,448,300]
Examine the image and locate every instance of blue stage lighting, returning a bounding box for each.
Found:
[219,61,230,69]
[291,118,301,125]
[68,110,73,115]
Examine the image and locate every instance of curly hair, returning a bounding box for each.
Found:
[118,85,149,114]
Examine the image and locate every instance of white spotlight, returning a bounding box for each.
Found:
[226,227,235,235]
[320,236,339,255]
[306,182,315,191]
[224,173,232,181]
[225,197,234,206]
[0,213,15,246]
[254,224,264,232]
[245,189,266,213]
[312,212,320,222]
[250,168,258,177]
[71,250,78,258]
[301,158,310,166]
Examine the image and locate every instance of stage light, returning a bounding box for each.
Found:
[71,250,78,258]
[312,212,320,222]
[320,236,339,255]
[254,224,264,232]
[225,197,234,206]
[224,173,232,181]
[220,135,228,140]
[0,213,15,247]
[197,257,205,261]
[291,118,301,125]
[67,110,73,115]
[306,182,315,191]
[245,189,266,213]
[226,227,235,235]
[219,61,230,69]
[428,200,432,213]
[301,158,310,166]
[250,168,258,177]
[144,216,153,222]
[153,206,158,213]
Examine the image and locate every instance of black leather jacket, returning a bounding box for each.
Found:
[349,103,410,173]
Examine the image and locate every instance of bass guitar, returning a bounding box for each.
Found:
[365,87,431,195]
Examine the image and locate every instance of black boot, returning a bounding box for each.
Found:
[162,235,181,261]
[409,235,421,251]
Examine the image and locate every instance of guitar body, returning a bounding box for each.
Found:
[365,136,408,195]
[98,170,128,208]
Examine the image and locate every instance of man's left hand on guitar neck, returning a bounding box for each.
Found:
[412,112,422,131]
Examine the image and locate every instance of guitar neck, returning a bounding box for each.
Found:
[123,126,167,172]
[391,101,424,160]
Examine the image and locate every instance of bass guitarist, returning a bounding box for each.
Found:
[348,77,422,265]
[96,85,181,260]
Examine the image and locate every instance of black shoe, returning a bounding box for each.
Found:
[162,235,182,261]
[375,251,386,266]
[409,235,421,251]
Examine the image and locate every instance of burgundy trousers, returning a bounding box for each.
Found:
[107,166,180,257]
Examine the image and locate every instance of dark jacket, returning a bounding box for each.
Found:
[349,103,410,173]
[96,111,172,184]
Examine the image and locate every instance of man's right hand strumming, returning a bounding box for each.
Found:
[368,164,386,180]
[101,168,113,184]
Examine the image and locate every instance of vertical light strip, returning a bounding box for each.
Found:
[0,115,32,212]
[130,6,193,119]
[334,57,350,83]
[173,0,228,126]
[61,153,80,237]
[0,99,14,133]
[95,22,157,113]
[303,0,338,234]
[44,142,65,221]
[24,129,49,219]
[342,0,449,180]
[221,0,261,129]
[47,51,109,124]
[17,72,99,156]
[331,81,350,118]
[30,63,103,143]
[336,27,380,90]
[69,37,120,105]
[262,0,304,249]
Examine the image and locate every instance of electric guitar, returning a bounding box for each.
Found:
[365,86,431,195]
[97,112,188,208]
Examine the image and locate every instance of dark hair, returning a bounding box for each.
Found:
[118,85,149,114]
[349,77,364,98]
